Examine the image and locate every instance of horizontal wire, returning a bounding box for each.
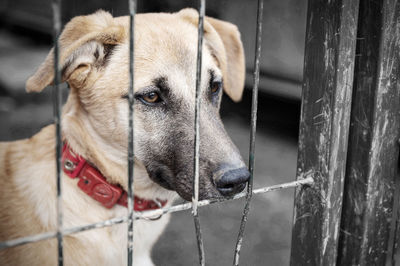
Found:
[63,216,129,235]
[136,176,314,220]
[0,232,58,250]
[0,216,129,250]
[0,177,313,250]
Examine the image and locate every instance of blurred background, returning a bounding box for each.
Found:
[0,0,307,265]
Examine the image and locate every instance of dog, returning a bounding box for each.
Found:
[0,8,249,265]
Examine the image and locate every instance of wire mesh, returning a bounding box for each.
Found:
[0,0,317,265]
[0,177,313,250]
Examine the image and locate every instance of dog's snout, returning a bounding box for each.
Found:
[215,167,250,197]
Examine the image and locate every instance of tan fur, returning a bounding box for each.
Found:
[178,9,246,102]
[0,9,245,266]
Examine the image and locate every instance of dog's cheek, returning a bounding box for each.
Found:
[114,102,158,150]
[174,173,193,201]
[116,102,129,133]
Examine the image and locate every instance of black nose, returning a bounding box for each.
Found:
[215,167,250,197]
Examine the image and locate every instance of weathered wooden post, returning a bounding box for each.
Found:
[338,0,400,265]
[290,0,360,265]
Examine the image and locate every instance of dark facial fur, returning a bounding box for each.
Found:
[134,75,246,201]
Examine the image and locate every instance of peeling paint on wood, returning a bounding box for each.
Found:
[337,0,400,265]
[290,0,360,265]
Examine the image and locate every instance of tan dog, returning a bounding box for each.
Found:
[0,9,248,265]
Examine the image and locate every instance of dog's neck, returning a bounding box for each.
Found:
[63,117,127,187]
[62,142,168,211]
[61,97,176,201]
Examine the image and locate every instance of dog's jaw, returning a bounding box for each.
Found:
[62,111,177,202]
[131,161,178,201]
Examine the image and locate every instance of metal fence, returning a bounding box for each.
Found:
[1,0,399,265]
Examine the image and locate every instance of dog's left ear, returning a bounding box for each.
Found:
[178,9,246,102]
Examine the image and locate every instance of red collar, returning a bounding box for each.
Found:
[61,143,167,211]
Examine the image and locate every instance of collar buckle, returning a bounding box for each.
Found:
[62,144,86,178]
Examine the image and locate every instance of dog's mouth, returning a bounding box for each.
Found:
[147,166,217,201]
[146,163,250,202]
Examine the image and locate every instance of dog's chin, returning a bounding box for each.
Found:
[146,167,232,202]
[148,174,219,201]
[174,185,222,202]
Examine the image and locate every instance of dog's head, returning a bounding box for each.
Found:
[26,9,249,201]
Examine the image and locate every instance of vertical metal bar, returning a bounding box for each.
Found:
[232,0,263,265]
[52,0,63,265]
[192,0,205,265]
[127,0,136,265]
[289,0,359,265]
[337,0,400,265]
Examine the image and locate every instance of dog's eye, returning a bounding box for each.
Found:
[141,92,161,104]
[210,81,222,95]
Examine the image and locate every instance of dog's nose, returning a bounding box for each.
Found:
[215,167,250,197]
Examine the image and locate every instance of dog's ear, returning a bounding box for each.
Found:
[205,17,245,102]
[178,9,245,102]
[26,10,126,92]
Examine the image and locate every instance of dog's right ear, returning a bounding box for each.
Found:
[26,10,126,92]
[178,9,245,102]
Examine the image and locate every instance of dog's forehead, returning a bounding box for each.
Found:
[134,13,200,84]
[106,13,219,98]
